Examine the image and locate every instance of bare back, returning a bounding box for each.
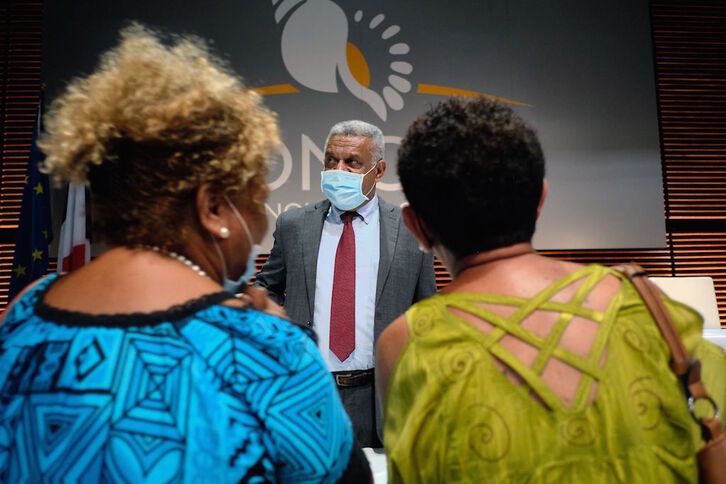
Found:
[377,252,622,410]
[440,254,621,408]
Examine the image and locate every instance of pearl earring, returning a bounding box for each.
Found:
[219,227,230,239]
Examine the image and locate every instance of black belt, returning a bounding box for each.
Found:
[332,369,374,388]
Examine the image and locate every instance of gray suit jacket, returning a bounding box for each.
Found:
[254,197,437,443]
[255,197,436,341]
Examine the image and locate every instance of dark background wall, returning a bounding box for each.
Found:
[0,0,724,327]
[40,0,667,251]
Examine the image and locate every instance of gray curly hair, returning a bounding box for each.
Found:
[325,120,384,163]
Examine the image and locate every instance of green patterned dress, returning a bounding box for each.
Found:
[384,265,726,483]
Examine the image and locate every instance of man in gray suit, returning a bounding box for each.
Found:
[255,120,436,447]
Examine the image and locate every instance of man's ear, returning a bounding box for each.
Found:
[374,159,387,182]
[537,178,548,220]
[402,205,432,250]
[196,182,228,238]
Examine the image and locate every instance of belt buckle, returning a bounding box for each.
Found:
[335,372,353,386]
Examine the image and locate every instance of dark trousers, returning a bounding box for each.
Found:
[337,380,382,448]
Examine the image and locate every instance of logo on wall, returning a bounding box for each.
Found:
[261,0,529,120]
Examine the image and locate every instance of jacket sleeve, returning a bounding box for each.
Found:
[413,251,437,303]
[254,215,287,306]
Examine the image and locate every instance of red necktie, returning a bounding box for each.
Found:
[330,212,356,361]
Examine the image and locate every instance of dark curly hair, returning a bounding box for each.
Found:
[397,97,545,257]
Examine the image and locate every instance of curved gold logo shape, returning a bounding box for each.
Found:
[260,0,530,119]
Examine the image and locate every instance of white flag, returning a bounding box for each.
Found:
[57,183,90,273]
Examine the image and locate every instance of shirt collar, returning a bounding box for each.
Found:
[328,194,379,225]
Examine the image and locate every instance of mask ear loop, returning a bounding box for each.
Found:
[223,194,255,244]
[222,194,259,279]
[210,236,229,282]
[362,160,379,199]
[206,193,240,285]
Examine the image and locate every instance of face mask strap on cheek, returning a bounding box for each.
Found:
[362,161,378,177]
[362,162,378,198]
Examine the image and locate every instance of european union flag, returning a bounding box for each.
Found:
[8,106,53,302]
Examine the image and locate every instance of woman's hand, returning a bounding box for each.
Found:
[240,286,288,319]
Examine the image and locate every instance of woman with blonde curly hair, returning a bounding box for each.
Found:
[0,25,369,482]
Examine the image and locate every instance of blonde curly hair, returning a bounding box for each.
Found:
[39,24,280,247]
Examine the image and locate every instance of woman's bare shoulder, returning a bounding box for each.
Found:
[375,313,411,403]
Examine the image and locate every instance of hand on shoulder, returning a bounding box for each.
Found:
[236,285,288,319]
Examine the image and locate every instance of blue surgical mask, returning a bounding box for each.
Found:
[320,163,377,211]
[212,195,263,294]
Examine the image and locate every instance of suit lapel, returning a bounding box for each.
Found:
[302,200,329,320]
[376,198,400,306]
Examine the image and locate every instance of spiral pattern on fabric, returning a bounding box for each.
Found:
[561,416,596,446]
[629,377,663,430]
[466,405,511,461]
[412,308,435,336]
[439,345,476,382]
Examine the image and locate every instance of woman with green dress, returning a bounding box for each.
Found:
[376,98,726,483]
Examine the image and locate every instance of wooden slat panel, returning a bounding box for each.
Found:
[0,3,41,227]
[651,1,726,326]
[652,1,726,221]
[0,2,44,306]
[0,244,16,301]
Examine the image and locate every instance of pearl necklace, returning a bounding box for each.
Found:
[137,245,210,280]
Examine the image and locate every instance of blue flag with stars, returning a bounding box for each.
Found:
[8,106,53,302]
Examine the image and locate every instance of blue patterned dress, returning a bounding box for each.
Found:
[0,275,354,482]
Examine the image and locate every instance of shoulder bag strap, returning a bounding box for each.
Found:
[613,264,722,443]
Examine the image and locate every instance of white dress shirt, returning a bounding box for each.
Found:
[313,195,380,371]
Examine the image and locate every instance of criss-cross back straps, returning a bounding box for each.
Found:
[443,266,622,413]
